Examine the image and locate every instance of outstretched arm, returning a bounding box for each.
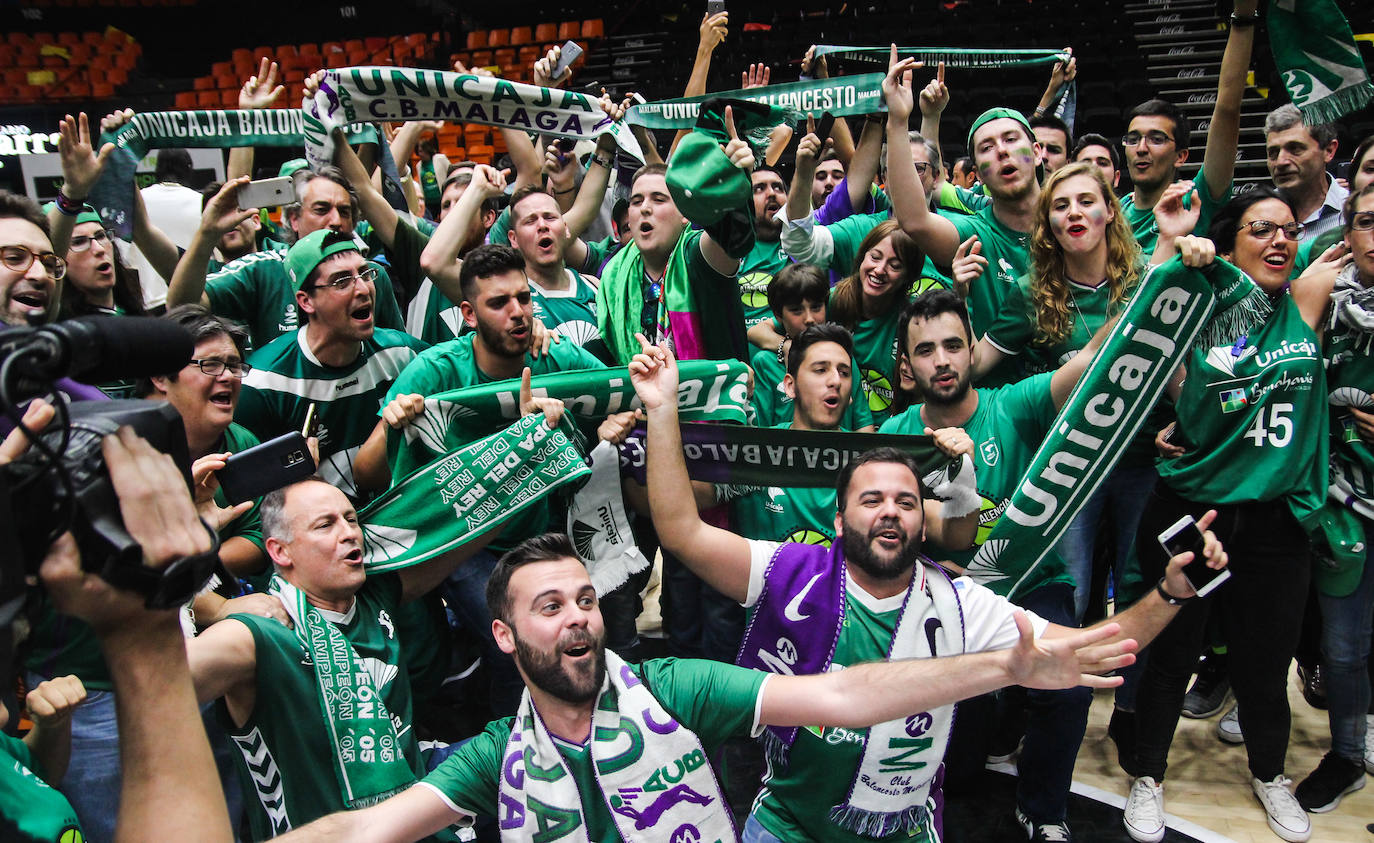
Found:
[801,46,856,164]
[1200,1,1257,192]
[165,177,257,309]
[49,111,115,253]
[336,128,401,247]
[637,338,754,602]
[845,115,885,212]
[228,59,285,181]
[272,784,462,843]
[418,163,506,291]
[669,11,729,157]
[762,612,1133,728]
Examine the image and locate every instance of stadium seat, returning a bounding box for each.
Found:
[487,29,510,48]
[535,23,558,43]
[467,31,488,50]
[558,21,580,41]
[175,90,196,109]
[510,27,532,47]
[581,19,604,39]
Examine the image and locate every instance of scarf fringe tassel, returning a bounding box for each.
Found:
[1192,285,1273,353]
[1298,83,1374,126]
[828,802,931,837]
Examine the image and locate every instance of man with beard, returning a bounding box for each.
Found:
[630,334,1224,843]
[0,190,64,327]
[1119,0,1255,253]
[738,166,793,328]
[272,528,1153,843]
[813,151,847,207]
[185,476,501,838]
[353,242,605,715]
[878,289,1117,840]
[234,231,428,501]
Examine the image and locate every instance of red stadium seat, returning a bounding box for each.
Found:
[466,31,488,50]
[509,27,532,47]
[581,19,604,39]
[558,21,580,41]
[175,90,196,109]
[486,29,509,48]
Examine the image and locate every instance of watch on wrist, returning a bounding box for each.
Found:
[1155,577,1192,606]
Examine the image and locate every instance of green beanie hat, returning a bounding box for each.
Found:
[285,229,360,292]
[966,107,1035,154]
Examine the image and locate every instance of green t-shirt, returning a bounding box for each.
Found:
[363,215,436,314]
[418,657,766,839]
[394,219,467,346]
[845,304,903,425]
[739,238,790,328]
[750,349,874,431]
[730,423,842,545]
[383,333,605,548]
[237,327,429,499]
[221,574,428,840]
[1120,165,1230,256]
[530,268,611,363]
[946,205,1029,337]
[205,248,406,351]
[879,373,1071,588]
[1325,315,1374,515]
[1160,291,1327,520]
[935,181,992,216]
[0,732,82,842]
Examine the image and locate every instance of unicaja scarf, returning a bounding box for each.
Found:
[303,66,644,172]
[1268,0,1374,123]
[737,541,965,838]
[498,651,736,843]
[812,45,1068,69]
[269,576,414,809]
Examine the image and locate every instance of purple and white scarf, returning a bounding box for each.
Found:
[737,541,965,838]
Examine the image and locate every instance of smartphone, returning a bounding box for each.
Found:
[218,431,316,505]
[1158,515,1230,597]
[814,111,836,142]
[552,41,583,81]
[301,402,319,439]
[237,176,294,210]
[706,0,726,15]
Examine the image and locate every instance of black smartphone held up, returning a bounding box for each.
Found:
[1157,515,1230,597]
[552,41,583,81]
[814,111,836,142]
[218,432,316,505]
[706,0,726,15]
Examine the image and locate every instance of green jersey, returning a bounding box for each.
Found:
[1160,292,1327,520]
[362,215,436,314]
[205,247,405,350]
[731,423,842,546]
[1325,317,1374,517]
[1121,165,1230,255]
[0,732,82,842]
[383,333,605,548]
[935,181,992,216]
[739,237,790,328]
[418,657,766,839]
[946,205,1029,337]
[984,274,1114,375]
[222,574,427,839]
[844,302,903,425]
[395,219,467,346]
[750,349,874,431]
[880,373,1072,588]
[530,268,611,363]
[237,328,429,499]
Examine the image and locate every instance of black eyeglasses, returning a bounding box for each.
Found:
[308,265,379,292]
[1237,220,1305,241]
[1121,131,1174,148]
[68,229,114,253]
[1,245,66,280]
[189,358,252,377]
[913,162,934,175]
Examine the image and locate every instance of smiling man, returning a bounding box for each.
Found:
[186,476,499,838]
[234,230,428,501]
[0,191,63,326]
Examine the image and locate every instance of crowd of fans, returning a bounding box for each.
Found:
[2,1,1373,841]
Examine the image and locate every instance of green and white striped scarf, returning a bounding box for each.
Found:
[1269,0,1374,123]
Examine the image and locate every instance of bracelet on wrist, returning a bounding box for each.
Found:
[54,190,84,216]
[591,155,613,169]
[1229,11,1259,26]
[1155,577,1192,606]
[776,339,787,364]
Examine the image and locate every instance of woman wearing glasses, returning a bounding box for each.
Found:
[57,209,148,324]
[1122,185,1340,843]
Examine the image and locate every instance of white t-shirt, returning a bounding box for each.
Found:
[126,182,204,308]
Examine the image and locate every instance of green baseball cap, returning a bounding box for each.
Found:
[966,106,1035,153]
[1309,501,1369,598]
[665,131,750,227]
[285,229,360,292]
[278,158,310,179]
[42,202,103,228]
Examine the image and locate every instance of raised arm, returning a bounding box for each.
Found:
[636,338,753,602]
[669,11,729,157]
[846,115,886,212]
[418,163,506,289]
[165,177,256,309]
[883,47,961,265]
[786,116,823,222]
[762,611,1133,728]
[272,784,460,843]
[228,59,285,181]
[49,111,114,253]
[697,106,755,275]
[336,127,401,247]
[1033,49,1075,119]
[1200,1,1258,191]
[22,675,85,787]
[918,62,948,161]
[801,46,856,165]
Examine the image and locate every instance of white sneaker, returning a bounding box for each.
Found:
[1251,775,1311,842]
[1123,776,1166,843]
[1217,703,1244,744]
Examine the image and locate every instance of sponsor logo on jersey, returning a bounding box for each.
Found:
[979,438,1000,467]
[1219,387,1248,414]
[861,367,893,412]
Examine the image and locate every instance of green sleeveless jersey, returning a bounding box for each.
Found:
[1160,291,1327,520]
[530,268,611,363]
[222,575,426,839]
[880,374,1072,589]
[738,238,790,328]
[237,328,429,499]
[1324,319,1374,518]
[1120,165,1230,255]
[205,248,405,351]
[750,349,874,431]
[0,732,82,842]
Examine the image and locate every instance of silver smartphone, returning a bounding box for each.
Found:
[552,41,583,80]
[237,176,294,210]
[1158,515,1230,597]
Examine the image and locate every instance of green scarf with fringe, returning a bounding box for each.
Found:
[1269,0,1374,123]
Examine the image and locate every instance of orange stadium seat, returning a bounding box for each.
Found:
[193,75,214,90]
[486,29,509,48]
[195,90,217,107]
[175,90,196,109]
[535,23,558,43]
[558,21,580,41]
[466,31,488,50]
[510,27,532,47]
[581,19,604,39]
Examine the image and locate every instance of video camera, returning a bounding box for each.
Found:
[0,316,220,627]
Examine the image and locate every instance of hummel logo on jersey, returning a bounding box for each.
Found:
[336,377,360,391]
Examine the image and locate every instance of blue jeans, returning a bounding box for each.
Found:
[1057,463,1157,624]
[1319,518,1374,763]
[439,549,524,717]
[1005,583,1093,825]
[742,814,783,843]
[29,676,120,842]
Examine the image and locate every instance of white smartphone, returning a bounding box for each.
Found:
[1158,515,1230,597]
[237,176,294,210]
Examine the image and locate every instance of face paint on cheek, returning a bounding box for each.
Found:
[977,161,993,177]
[1088,208,1107,225]
[1015,147,1035,165]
